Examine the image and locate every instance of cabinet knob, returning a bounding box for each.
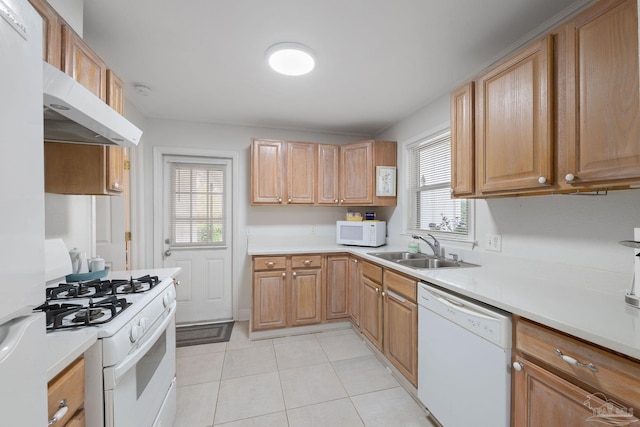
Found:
[292,272,297,277]
[340,199,344,204]
[282,272,286,277]
[381,291,386,297]
[277,198,283,203]
[512,362,523,371]
[538,176,547,184]
[375,287,380,293]
[565,173,575,182]
[113,182,120,189]
[334,199,338,203]
[303,259,312,266]
[288,198,292,203]
[352,259,358,263]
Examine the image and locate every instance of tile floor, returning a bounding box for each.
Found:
[174,321,437,427]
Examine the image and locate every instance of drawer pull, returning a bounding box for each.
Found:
[48,399,68,425]
[303,259,312,266]
[264,261,276,268]
[554,349,598,372]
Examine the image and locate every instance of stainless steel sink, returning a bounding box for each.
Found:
[368,251,479,270]
[367,251,430,261]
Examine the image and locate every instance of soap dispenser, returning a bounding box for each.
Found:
[408,238,419,254]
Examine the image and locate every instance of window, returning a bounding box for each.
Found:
[169,162,227,247]
[408,131,469,238]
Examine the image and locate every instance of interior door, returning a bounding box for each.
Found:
[161,155,233,324]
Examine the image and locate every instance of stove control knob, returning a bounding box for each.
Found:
[163,291,175,307]
[138,318,147,331]
[130,325,143,343]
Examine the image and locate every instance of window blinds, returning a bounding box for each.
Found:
[408,133,468,235]
[169,162,226,247]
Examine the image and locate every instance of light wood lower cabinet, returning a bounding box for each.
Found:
[325,255,350,320]
[513,317,640,425]
[48,357,85,427]
[383,270,418,387]
[360,275,383,350]
[349,257,361,326]
[251,255,322,331]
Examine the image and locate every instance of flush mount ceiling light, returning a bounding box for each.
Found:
[266,42,316,76]
[133,84,151,96]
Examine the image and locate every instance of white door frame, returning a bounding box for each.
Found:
[153,146,239,320]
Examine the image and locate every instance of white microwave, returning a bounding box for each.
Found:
[336,221,386,247]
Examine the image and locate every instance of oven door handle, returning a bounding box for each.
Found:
[107,303,176,387]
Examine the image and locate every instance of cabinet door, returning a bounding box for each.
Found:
[326,255,349,320]
[28,0,62,68]
[62,26,107,100]
[451,82,475,197]
[251,139,285,204]
[340,141,373,205]
[106,70,125,194]
[384,291,418,386]
[360,276,383,350]
[252,271,287,331]
[287,142,315,204]
[290,269,322,326]
[349,257,361,326]
[563,0,640,186]
[476,36,554,193]
[512,355,629,426]
[317,144,340,205]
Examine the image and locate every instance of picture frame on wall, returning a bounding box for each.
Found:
[376,166,397,197]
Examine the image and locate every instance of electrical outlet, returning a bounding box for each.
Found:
[486,233,502,252]
[311,225,316,235]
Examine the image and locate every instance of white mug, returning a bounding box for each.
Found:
[89,257,105,272]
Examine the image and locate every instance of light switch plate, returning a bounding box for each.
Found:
[486,233,502,252]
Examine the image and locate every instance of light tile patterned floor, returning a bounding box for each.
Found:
[174,321,437,427]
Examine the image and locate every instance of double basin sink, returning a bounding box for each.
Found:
[367,251,478,270]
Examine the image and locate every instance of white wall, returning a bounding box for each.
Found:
[376,94,640,277]
[139,118,370,318]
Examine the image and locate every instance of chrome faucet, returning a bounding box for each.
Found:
[412,234,441,258]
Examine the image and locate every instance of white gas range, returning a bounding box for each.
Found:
[43,242,178,427]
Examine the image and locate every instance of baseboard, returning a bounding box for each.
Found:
[249,321,352,340]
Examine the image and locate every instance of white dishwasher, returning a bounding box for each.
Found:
[417,281,512,427]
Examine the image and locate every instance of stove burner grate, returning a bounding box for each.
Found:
[36,296,131,330]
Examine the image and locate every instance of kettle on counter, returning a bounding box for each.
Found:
[69,248,89,274]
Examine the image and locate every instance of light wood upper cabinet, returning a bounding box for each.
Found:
[62,25,107,101]
[287,142,316,204]
[476,35,554,194]
[340,141,373,204]
[450,82,475,197]
[44,67,126,196]
[317,144,340,205]
[28,0,62,68]
[562,0,640,187]
[252,139,397,206]
[106,71,125,194]
[251,139,285,204]
[340,140,397,206]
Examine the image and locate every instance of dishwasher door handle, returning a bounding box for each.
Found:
[426,289,498,321]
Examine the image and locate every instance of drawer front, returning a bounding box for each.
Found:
[516,318,640,409]
[362,261,383,283]
[291,255,322,269]
[383,270,416,303]
[253,256,286,271]
[48,357,84,427]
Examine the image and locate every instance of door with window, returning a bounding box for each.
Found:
[160,155,232,324]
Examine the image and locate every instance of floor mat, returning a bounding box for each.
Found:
[176,321,234,347]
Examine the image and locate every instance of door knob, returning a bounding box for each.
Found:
[164,249,172,257]
[164,238,171,244]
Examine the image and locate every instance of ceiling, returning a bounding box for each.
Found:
[82,0,585,137]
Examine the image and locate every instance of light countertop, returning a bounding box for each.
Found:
[248,237,640,360]
[46,267,182,380]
